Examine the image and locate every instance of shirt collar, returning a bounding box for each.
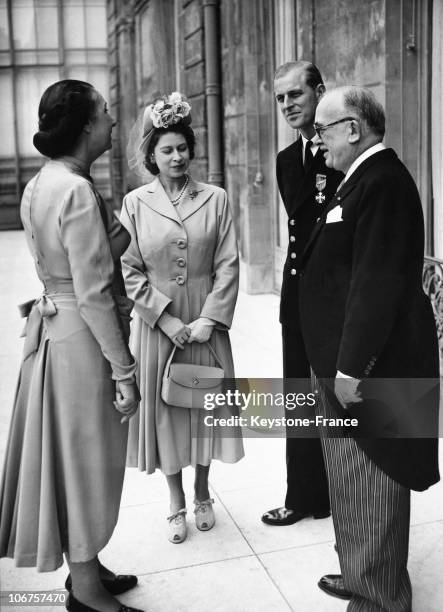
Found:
[301,133,319,159]
[344,142,386,182]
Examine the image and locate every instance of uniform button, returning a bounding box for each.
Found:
[290,269,296,276]
[177,238,187,249]
[289,236,295,243]
[176,257,186,267]
[176,275,185,285]
[337,196,341,201]
[290,252,296,259]
[289,219,295,226]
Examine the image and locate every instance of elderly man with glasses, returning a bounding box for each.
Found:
[299,85,440,610]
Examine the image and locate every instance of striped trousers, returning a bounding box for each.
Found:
[317,384,412,611]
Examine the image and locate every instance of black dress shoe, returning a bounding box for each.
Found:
[318,574,352,600]
[261,507,331,526]
[66,591,144,612]
[65,573,138,595]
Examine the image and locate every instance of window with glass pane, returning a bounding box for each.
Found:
[12,0,37,49]
[63,0,86,48]
[0,0,109,229]
[0,0,10,51]
[16,66,60,156]
[0,70,14,158]
[85,3,107,48]
[36,0,59,49]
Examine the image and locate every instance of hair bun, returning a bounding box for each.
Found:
[33,130,60,158]
[33,79,96,158]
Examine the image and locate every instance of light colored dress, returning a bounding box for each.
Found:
[0,158,135,572]
[121,176,244,475]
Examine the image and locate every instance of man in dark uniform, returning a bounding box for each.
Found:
[300,85,440,608]
[261,61,342,526]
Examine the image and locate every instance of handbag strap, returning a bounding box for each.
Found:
[164,341,224,377]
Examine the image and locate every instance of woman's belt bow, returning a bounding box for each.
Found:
[18,294,57,360]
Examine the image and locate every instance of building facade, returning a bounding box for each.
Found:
[1,0,442,354]
[107,0,443,357]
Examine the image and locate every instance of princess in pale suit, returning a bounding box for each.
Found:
[122,93,244,543]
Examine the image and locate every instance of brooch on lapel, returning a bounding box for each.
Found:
[315,174,327,204]
[189,190,199,200]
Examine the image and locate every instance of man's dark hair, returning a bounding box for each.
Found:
[274,61,324,90]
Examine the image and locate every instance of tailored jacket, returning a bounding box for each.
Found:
[277,138,342,329]
[120,176,239,330]
[299,148,440,491]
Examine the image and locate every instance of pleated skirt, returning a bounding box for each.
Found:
[126,314,244,475]
[0,299,128,571]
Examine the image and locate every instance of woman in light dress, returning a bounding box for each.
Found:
[0,80,143,612]
[121,92,244,543]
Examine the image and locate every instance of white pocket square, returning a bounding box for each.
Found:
[325,205,343,223]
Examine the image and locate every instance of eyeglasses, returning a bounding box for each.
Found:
[313,117,358,137]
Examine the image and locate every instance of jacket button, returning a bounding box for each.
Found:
[290,269,297,276]
[177,257,186,267]
[176,275,185,285]
[290,252,296,259]
[289,219,295,226]
[290,236,295,242]
[177,239,187,249]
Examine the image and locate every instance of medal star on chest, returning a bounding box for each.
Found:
[315,173,327,204]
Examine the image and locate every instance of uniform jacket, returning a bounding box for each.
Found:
[277,138,342,329]
[299,148,440,491]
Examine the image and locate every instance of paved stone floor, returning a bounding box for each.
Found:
[0,230,442,611]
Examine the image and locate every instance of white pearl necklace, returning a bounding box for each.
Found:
[170,175,189,205]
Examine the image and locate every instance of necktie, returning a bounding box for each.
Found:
[304,140,313,171]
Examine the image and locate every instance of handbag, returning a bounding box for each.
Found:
[161,341,225,409]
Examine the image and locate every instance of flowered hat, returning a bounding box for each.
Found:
[139,92,192,155]
[127,92,192,178]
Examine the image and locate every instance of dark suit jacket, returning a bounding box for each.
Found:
[277,138,342,330]
[299,148,440,491]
